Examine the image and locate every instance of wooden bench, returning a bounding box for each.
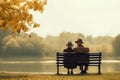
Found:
[56,52,102,74]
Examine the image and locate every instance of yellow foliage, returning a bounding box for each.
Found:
[27,14,33,23]
[33,23,40,28]
[12,27,17,33]
[2,26,8,31]
[43,0,47,5]
[0,20,4,25]
[0,0,47,33]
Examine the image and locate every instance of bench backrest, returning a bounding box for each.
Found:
[56,52,102,66]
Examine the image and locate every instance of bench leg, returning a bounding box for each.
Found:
[98,65,101,74]
[57,65,59,75]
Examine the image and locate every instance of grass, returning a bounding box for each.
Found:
[0,73,119,80]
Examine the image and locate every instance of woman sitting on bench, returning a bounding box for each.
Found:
[63,41,77,74]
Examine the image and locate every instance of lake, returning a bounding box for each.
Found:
[0,60,120,74]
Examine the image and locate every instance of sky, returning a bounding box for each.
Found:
[30,0,120,37]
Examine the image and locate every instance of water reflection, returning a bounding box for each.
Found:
[102,60,120,63]
[0,60,119,73]
[102,60,120,73]
[0,61,56,64]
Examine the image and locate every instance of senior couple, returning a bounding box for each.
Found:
[63,38,89,74]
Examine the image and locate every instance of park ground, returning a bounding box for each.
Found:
[0,72,119,80]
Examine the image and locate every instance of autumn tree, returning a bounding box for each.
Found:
[0,0,47,33]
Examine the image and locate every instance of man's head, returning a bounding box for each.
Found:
[75,38,83,46]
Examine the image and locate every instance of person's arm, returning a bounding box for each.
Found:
[63,49,66,52]
[85,47,89,52]
[73,48,77,52]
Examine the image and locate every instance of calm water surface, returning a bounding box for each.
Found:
[0,60,120,74]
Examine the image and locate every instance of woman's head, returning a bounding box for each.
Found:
[66,41,73,47]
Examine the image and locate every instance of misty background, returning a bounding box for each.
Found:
[0,30,120,60]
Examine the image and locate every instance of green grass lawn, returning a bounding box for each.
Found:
[0,73,119,80]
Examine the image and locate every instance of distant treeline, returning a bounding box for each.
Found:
[0,30,120,58]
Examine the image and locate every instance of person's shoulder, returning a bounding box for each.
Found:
[73,47,77,50]
[63,48,67,52]
[73,47,79,51]
[73,47,78,49]
[85,47,89,52]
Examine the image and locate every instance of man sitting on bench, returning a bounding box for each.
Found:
[73,38,89,74]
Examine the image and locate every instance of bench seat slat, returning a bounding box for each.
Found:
[57,64,100,66]
[56,62,101,64]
